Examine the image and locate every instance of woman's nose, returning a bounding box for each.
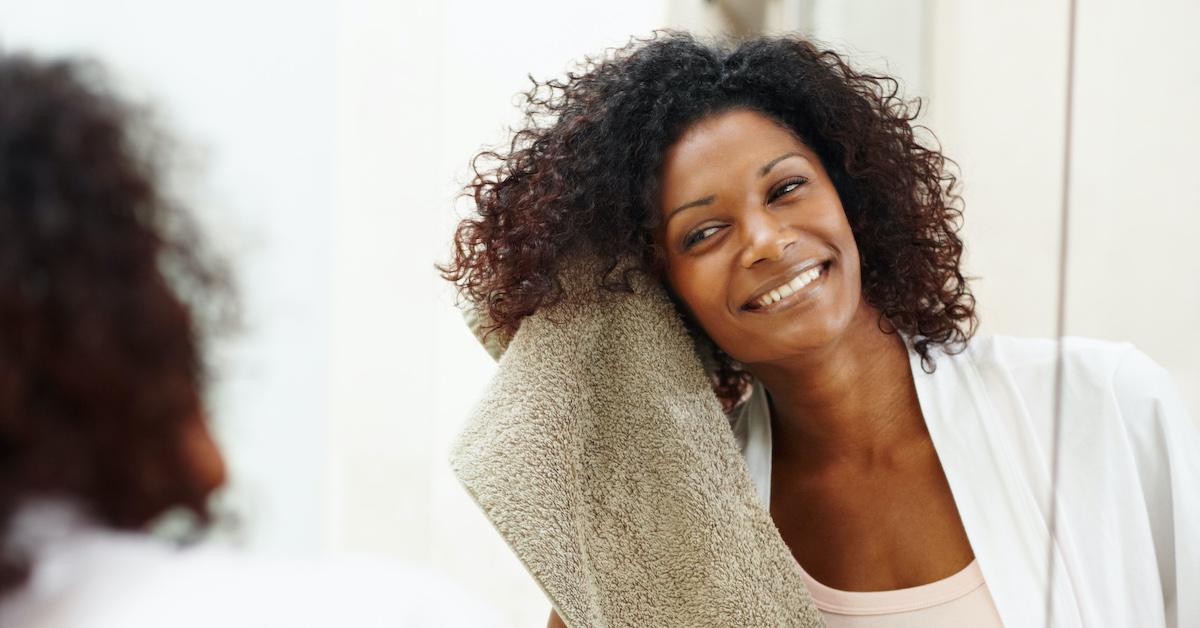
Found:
[738,207,794,268]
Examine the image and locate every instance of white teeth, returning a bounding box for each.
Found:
[753,265,823,308]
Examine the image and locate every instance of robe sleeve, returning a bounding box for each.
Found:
[460,300,511,362]
[1112,347,1200,628]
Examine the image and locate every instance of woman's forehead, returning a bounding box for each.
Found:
[660,111,817,195]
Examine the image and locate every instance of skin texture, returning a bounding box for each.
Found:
[657,109,974,592]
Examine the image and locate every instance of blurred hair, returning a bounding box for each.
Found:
[0,53,231,593]
[441,32,976,408]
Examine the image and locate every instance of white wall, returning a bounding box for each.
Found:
[1061,0,1200,408]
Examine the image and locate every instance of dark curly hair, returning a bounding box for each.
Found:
[0,53,231,593]
[442,31,976,408]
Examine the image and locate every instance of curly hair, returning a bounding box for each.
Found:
[441,32,976,408]
[0,53,231,593]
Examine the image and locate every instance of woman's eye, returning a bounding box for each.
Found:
[684,225,722,248]
[769,177,808,203]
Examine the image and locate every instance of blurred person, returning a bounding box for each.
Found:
[0,53,496,627]
[444,33,1199,627]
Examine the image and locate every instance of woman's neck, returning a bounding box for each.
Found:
[744,307,926,471]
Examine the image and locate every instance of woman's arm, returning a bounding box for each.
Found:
[547,609,567,628]
[1112,347,1200,628]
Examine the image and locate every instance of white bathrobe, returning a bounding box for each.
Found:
[732,335,1199,627]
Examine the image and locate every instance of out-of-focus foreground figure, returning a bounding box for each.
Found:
[0,53,494,628]
[0,50,230,610]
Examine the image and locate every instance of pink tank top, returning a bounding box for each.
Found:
[798,557,1002,627]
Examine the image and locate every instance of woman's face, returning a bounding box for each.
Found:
[655,108,868,365]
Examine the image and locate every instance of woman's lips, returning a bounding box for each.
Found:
[742,261,830,313]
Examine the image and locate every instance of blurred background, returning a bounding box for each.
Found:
[1,0,1196,625]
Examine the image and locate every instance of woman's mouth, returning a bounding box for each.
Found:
[742,261,830,313]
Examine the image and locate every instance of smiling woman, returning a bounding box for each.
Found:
[656,111,865,366]
[443,31,1199,628]
[443,33,974,412]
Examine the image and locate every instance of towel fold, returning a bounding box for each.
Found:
[450,254,823,627]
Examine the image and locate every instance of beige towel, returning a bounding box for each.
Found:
[450,255,823,627]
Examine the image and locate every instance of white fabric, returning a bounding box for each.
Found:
[0,502,500,628]
[731,335,1199,628]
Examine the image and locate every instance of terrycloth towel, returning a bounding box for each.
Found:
[450,255,824,627]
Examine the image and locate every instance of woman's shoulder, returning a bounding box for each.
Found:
[1,505,320,628]
[961,334,1190,430]
[965,334,1136,375]
[2,514,501,628]
[962,334,1176,397]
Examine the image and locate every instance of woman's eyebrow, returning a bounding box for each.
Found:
[759,152,804,177]
[666,152,804,222]
[666,194,716,222]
